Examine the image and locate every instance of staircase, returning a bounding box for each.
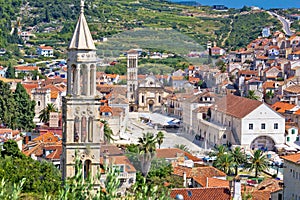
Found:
[230,129,241,145]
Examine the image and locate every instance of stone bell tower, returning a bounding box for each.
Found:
[62,0,103,180]
[127,50,139,112]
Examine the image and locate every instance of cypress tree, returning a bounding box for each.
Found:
[14,83,36,131]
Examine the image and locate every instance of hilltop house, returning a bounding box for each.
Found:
[37,46,53,57]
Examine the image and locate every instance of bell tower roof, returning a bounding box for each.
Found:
[68,0,96,50]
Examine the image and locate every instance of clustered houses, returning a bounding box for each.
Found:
[163,31,300,151]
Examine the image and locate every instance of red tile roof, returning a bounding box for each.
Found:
[33,132,60,143]
[214,94,262,119]
[170,187,231,200]
[14,66,38,71]
[156,148,201,162]
[207,177,230,187]
[282,153,300,164]
[45,145,62,160]
[39,46,53,50]
[271,102,295,113]
[100,105,112,113]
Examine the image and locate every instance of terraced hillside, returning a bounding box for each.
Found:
[22,0,280,51]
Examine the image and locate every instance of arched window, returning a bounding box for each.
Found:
[74,117,80,142]
[84,160,91,179]
[81,116,87,142]
[158,95,161,103]
[88,117,93,142]
[80,65,88,96]
[72,65,77,95]
[90,66,95,96]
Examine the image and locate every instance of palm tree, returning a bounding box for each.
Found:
[156,131,164,149]
[39,103,57,123]
[231,147,246,175]
[249,149,269,177]
[211,145,227,158]
[100,120,114,144]
[213,153,234,175]
[246,90,259,100]
[174,144,190,153]
[138,132,157,177]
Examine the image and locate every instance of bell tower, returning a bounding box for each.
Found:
[127,50,139,112]
[62,0,103,180]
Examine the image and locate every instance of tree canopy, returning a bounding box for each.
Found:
[0,81,35,131]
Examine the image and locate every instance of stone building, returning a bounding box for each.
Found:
[138,75,170,112]
[31,87,51,123]
[61,0,103,181]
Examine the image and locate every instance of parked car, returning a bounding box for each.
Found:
[203,156,217,162]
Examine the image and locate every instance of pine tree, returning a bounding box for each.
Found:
[0,81,17,129]
[5,65,15,79]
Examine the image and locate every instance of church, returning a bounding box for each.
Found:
[126,50,170,112]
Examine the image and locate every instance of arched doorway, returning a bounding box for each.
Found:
[250,136,275,151]
[148,100,154,112]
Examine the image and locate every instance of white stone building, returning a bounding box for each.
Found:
[282,153,300,200]
[196,94,285,150]
[36,46,53,57]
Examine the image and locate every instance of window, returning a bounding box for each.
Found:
[287,137,290,142]
[274,123,278,129]
[261,123,265,129]
[38,101,41,106]
[296,136,299,142]
[292,129,296,134]
[223,134,226,139]
[142,95,144,103]
[249,123,253,130]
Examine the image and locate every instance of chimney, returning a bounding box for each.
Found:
[183,171,187,187]
[233,176,242,200]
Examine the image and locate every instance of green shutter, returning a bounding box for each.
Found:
[287,137,290,142]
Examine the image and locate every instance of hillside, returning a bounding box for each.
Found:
[20,0,280,51]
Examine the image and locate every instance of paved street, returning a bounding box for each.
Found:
[268,11,294,36]
[125,118,207,155]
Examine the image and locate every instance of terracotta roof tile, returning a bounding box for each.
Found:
[170,187,231,200]
[33,132,60,143]
[39,46,53,50]
[284,85,300,93]
[45,145,62,160]
[282,153,300,164]
[156,148,201,162]
[172,76,185,81]
[251,190,271,200]
[100,105,112,113]
[271,102,295,113]
[100,144,124,156]
[100,155,136,172]
[14,66,38,71]
[262,81,276,90]
[214,94,262,119]
[207,177,230,187]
